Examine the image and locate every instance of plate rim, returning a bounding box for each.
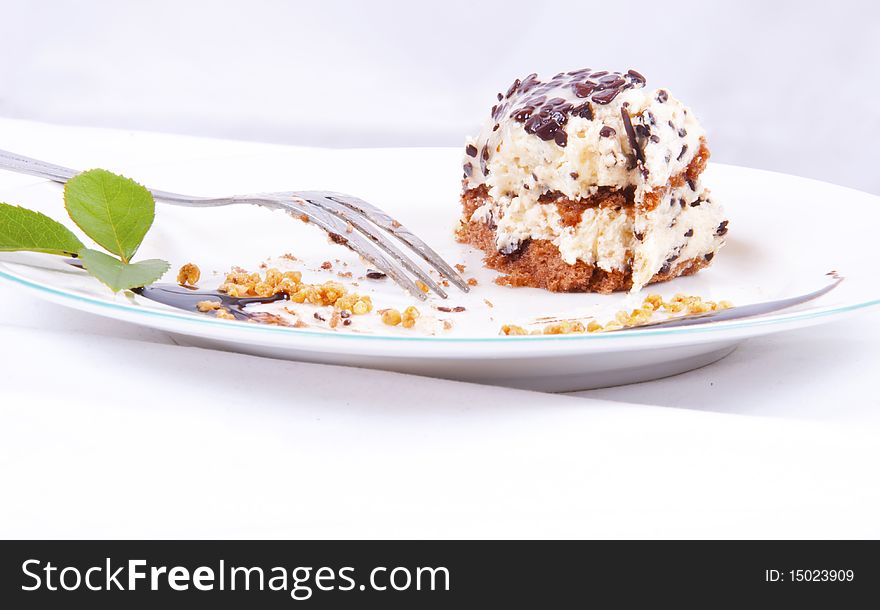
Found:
[2,260,878,345]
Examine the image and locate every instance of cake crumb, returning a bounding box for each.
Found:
[455,263,466,273]
[467,278,478,286]
[321,261,333,270]
[500,324,528,335]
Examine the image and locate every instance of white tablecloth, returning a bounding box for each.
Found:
[2,118,879,539]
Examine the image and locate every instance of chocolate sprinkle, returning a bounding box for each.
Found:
[591,87,621,105]
[463,162,473,177]
[656,90,668,103]
[480,144,490,176]
[684,228,694,237]
[620,108,644,164]
[678,127,688,137]
[716,220,729,236]
[626,69,646,83]
[554,130,568,147]
[573,82,596,98]
[366,270,387,280]
[465,144,478,157]
[521,97,573,145]
[571,101,593,119]
[704,252,715,261]
[599,125,616,138]
[676,145,688,161]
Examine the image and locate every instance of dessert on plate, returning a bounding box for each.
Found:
[457,68,728,293]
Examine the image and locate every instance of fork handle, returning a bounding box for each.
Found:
[0,147,243,208]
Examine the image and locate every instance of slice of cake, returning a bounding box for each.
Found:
[457,68,727,293]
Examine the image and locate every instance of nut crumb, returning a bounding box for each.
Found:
[177,263,200,287]
[543,320,585,335]
[321,261,333,270]
[196,300,222,312]
[467,278,478,286]
[215,308,235,320]
[402,306,420,328]
[499,293,734,335]
[381,308,402,326]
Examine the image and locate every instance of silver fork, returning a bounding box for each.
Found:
[0,148,468,301]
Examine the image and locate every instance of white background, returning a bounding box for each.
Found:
[2,1,880,540]
[2,0,879,194]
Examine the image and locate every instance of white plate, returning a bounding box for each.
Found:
[1,148,878,391]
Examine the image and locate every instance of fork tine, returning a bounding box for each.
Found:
[259,196,428,301]
[298,193,448,299]
[299,191,470,293]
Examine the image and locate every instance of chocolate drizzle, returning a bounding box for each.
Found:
[503,68,646,145]
[465,67,648,180]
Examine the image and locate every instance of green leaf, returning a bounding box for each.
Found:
[64,169,155,263]
[78,248,169,292]
[0,203,84,256]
